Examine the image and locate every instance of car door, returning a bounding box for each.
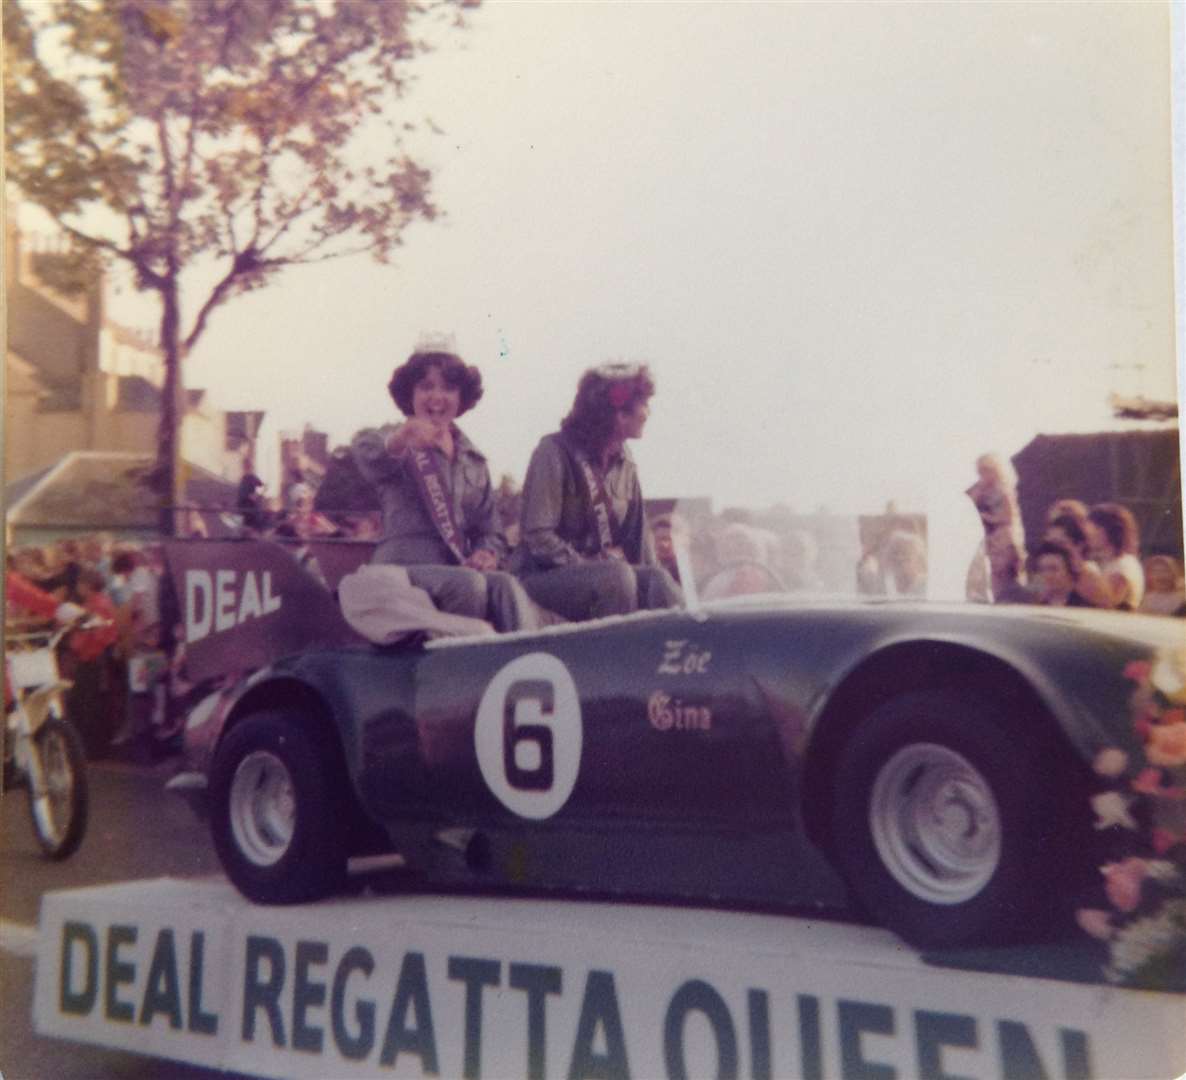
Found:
[411,610,776,833]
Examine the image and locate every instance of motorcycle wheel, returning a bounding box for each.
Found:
[27,717,89,859]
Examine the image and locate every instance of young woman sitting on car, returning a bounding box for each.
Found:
[351,348,540,632]
[513,363,682,622]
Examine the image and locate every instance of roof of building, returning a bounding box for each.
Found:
[4,451,238,529]
[1013,428,1182,556]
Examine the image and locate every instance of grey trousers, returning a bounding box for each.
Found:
[518,562,683,622]
[406,565,542,632]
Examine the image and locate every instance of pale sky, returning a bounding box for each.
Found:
[91,2,1178,565]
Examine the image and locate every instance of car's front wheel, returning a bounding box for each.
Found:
[831,689,1055,950]
[210,710,346,904]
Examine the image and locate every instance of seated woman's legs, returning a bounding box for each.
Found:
[519,561,637,622]
[406,564,488,621]
[634,566,683,610]
[484,571,546,633]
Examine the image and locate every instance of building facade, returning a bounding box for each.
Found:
[4,211,263,490]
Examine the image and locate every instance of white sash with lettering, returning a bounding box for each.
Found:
[408,447,468,565]
[563,439,620,555]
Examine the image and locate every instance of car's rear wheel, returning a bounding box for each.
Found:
[210,710,346,903]
[831,689,1055,950]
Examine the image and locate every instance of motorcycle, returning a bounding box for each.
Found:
[4,622,89,859]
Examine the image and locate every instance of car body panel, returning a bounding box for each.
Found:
[180,591,1182,917]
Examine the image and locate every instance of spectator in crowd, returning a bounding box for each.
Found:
[5,564,82,625]
[273,482,339,540]
[651,514,681,584]
[79,533,114,579]
[107,548,139,609]
[8,547,52,595]
[515,363,682,621]
[1139,554,1186,616]
[39,540,83,604]
[988,544,1034,604]
[352,348,539,631]
[856,549,885,596]
[883,530,928,598]
[1031,539,1094,607]
[965,453,1026,602]
[1045,498,1089,526]
[236,473,272,535]
[67,568,121,757]
[1085,503,1145,610]
[1043,509,1112,608]
[701,521,784,600]
[109,546,166,750]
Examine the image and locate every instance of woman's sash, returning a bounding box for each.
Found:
[408,447,468,564]
[562,439,620,554]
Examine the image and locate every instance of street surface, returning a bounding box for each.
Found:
[1,758,253,1080]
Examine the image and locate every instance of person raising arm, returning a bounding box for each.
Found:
[351,347,539,632]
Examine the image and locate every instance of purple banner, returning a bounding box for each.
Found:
[164,540,370,683]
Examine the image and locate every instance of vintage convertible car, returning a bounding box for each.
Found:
[166,539,1184,951]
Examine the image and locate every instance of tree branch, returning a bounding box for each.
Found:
[182,255,252,354]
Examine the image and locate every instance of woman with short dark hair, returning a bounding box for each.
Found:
[351,348,538,631]
[1043,509,1113,608]
[514,363,682,621]
[1031,539,1093,607]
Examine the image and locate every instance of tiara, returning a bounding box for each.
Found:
[595,361,644,379]
[414,331,458,352]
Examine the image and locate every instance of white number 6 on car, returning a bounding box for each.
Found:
[474,652,582,819]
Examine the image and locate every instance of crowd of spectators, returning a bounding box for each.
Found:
[5,535,175,761]
[963,453,1184,616]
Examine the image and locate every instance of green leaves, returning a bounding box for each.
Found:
[5,0,454,340]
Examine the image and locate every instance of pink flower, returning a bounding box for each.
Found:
[1146,722,1186,768]
[1151,828,1184,855]
[1093,748,1129,778]
[1075,908,1115,940]
[1129,687,1157,720]
[1101,858,1149,913]
[1132,767,1166,796]
[1125,660,1153,683]
[608,382,633,408]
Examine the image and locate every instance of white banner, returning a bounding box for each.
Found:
[33,878,1186,1079]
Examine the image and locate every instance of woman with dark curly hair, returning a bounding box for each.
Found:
[351,348,539,631]
[514,363,682,621]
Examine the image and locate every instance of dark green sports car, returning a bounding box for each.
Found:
[166,540,1186,955]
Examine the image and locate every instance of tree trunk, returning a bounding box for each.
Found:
[157,275,183,537]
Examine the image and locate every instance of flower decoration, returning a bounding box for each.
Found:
[1146,718,1186,769]
[1102,857,1149,912]
[1077,649,1186,990]
[1075,908,1115,941]
[1093,748,1129,778]
[607,381,634,409]
[1152,647,1186,705]
[1091,791,1138,831]
[1152,828,1185,855]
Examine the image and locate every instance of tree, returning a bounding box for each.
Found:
[4,0,470,532]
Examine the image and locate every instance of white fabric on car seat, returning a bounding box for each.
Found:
[338,564,494,644]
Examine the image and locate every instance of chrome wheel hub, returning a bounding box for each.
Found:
[229,750,296,867]
[870,742,1001,905]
